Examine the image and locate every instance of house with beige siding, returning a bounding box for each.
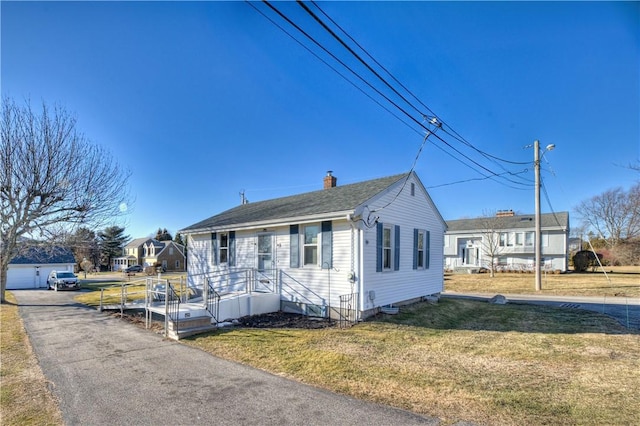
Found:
[112,238,185,272]
[180,171,446,320]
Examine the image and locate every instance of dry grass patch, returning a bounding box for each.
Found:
[0,292,63,425]
[445,266,640,298]
[184,299,639,425]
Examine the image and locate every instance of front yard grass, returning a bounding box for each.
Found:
[185,298,640,426]
[0,293,63,426]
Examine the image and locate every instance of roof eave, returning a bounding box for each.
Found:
[180,210,355,235]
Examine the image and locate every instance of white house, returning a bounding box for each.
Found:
[444,210,570,272]
[180,172,446,320]
[7,246,76,290]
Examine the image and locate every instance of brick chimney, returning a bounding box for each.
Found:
[496,209,514,217]
[323,170,337,189]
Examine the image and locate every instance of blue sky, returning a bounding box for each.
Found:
[2,1,638,239]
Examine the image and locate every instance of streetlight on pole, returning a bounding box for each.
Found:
[534,140,555,291]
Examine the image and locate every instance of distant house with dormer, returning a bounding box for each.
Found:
[112,238,185,272]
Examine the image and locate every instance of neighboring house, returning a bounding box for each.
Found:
[143,240,186,271]
[180,171,446,320]
[444,211,570,272]
[112,238,185,272]
[7,246,76,290]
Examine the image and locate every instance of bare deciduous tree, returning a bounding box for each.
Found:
[1,97,130,302]
[478,210,509,277]
[575,183,640,246]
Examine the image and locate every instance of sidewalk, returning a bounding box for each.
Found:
[13,289,438,426]
[442,291,640,330]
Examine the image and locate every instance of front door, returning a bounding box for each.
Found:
[257,233,274,273]
[256,233,275,291]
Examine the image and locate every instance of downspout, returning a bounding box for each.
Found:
[347,213,362,320]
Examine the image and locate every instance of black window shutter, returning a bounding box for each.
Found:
[211,232,217,266]
[413,228,418,270]
[376,222,383,272]
[394,225,400,271]
[290,225,299,268]
[321,221,332,269]
[229,231,236,267]
[425,231,430,269]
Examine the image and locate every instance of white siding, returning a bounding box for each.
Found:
[444,227,568,272]
[359,175,445,310]
[7,263,74,290]
[278,221,356,314]
[184,174,446,317]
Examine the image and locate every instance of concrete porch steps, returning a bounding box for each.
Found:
[167,315,217,340]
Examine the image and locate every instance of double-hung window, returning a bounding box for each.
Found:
[383,226,392,270]
[304,225,320,266]
[413,229,430,270]
[417,231,425,268]
[525,231,534,246]
[515,233,524,246]
[219,233,229,264]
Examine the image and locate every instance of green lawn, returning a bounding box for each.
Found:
[185,298,640,425]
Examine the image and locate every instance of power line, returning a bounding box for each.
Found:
[427,169,531,190]
[309,1,531,170]
[293,1,532,187]
[252,1,532,190]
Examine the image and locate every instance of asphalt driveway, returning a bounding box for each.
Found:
[13,289,438,426]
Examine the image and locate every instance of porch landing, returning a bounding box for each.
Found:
[147,292,281,323]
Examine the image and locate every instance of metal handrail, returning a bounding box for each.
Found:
[164,282,180,338]
[339,292,359,328]
[204,278,221,324]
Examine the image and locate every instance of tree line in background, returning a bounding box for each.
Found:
[574,180,640,266]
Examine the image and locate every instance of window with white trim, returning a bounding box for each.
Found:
[383,226,392,270]
[417,230,425,268]
[219,233,229,264]
[525,231,534,246]
[304,225,320,266]
[515,233,524,246]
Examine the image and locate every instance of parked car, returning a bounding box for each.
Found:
[47,271,80,291]
[125,265,143,273]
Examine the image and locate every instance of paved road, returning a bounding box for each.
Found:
[13,289,438,426]
[442,291,640,330]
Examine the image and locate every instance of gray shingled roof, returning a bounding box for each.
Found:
[446,212,569,232]
[181,173,408,232]
[10,246,76,265]
[125,237,153,248]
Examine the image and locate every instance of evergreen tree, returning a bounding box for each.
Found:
[155,227,173,241]
[98,226,130,270]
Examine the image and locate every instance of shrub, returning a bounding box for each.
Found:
[573,250,602,272]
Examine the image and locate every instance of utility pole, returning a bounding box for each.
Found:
[534,140,555,292]
[534,140,542,291]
